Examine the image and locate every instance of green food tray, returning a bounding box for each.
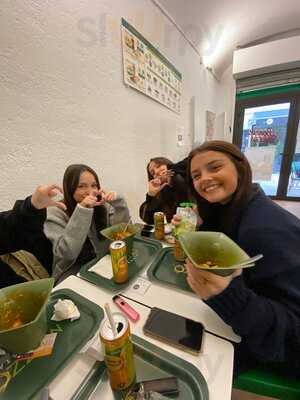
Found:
[72,334,209,400]
[2,289,103,400]
[147,247,193,293]
[79,237,162,292]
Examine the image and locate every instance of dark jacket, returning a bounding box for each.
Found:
[203,188,300,375]
[139,173,189,224]
[0,196,53,288]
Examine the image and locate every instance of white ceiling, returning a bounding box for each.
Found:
[158,0,300,76]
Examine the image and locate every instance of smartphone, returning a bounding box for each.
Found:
[141,224,154,237]
[143,307,204,354]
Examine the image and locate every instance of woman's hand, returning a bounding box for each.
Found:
[185,258,242,300]
[31,184,66,210]
[147,178,168,197]
[159,169,174,184]
[80,190,103,208]
[101,190,117,202]
[171,214,181,226]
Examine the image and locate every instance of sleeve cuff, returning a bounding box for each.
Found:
[205,276,252,322]
[21,196,46,217]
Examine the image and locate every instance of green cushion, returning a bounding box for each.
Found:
[233,367,300,400]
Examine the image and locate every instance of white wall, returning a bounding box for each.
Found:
[216,65,236,142]
[0,0,224,219]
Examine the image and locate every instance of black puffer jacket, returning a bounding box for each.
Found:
[0,196,53,288]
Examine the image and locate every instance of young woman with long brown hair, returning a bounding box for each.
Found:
[44,164,130,283]
[184,140,300,376]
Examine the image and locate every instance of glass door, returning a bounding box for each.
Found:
[233,87,300,200]
[240,103,290,196]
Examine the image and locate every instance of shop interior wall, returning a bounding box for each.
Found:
[0,0,231,220]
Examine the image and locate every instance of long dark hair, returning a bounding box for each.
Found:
[187,141,255,235]
[63,164,108,232]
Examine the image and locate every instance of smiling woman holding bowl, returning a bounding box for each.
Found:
[182,140,300,377]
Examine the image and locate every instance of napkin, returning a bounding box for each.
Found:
[88,254,113,279]
[79,330,104,361]
[51,299,80,322]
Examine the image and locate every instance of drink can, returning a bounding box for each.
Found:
[154,212,165,240]
[100,313,136,390]
[110,240,128,283]
[174,238,186,261]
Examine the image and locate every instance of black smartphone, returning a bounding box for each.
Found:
[143,307,204,354]
[141,224,154,237]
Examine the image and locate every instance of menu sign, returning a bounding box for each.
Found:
[121,18,182,114]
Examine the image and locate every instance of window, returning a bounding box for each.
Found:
[233,85,300,200]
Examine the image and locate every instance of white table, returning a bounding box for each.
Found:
[122,275,240,342]
[78,239,240,343]
[49,276,234,400]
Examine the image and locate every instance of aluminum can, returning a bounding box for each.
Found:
[99,313,136,390]
[110,240,128,283]
[173,238,186,261]
[154,212,165,240]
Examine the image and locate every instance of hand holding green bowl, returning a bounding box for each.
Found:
[178,231,258,277]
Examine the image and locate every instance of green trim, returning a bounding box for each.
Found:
[234,367,300,400]
[121,18,182,80]
[236,83,300,100]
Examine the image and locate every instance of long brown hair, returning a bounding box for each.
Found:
[63,164,107,232]
[187,141,255,235]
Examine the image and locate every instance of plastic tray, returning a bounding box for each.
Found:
[1,289,103,400]
[79,237,162,292]
[72,334,209,400]
[147,247,193,293]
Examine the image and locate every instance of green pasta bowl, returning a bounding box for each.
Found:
[100,223,143,256]
[0,278,54,353]
[179,231,251,276]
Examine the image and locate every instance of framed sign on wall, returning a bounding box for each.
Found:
[121,18,182,114]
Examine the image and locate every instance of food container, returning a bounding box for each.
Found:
[179,231,251,276]
[0,278,54,353]
[100,223,142,256]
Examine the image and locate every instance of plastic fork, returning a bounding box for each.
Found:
[227,254,263,269]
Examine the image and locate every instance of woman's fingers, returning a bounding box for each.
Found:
[171,214,181,225]
[54,201,67,211]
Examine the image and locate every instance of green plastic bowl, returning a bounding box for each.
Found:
[0,278,54,353]
[100,223,142,256]
[179,231,251,276]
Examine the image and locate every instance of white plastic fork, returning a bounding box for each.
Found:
[227,254,263,269]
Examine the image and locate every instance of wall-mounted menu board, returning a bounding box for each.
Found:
[121,18,182,114]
